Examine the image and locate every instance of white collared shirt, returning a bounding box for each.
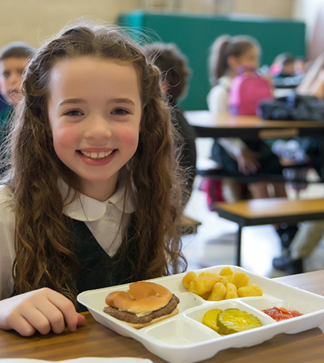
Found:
[207,76,247,157]
[0,181,135,300]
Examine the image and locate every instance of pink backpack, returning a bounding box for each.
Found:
[228,69,273,115]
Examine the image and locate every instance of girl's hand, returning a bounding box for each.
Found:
[0,288,85,336]
[237,149,261,175]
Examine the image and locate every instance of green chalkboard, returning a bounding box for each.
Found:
[119,10,305,111]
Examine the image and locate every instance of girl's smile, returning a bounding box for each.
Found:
[47,57,142,200]
[77,148,117,166]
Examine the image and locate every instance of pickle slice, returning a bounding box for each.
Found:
[217,308,261,335]
[202,308,222,332]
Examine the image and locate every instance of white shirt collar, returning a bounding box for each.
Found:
[58,179,135,222]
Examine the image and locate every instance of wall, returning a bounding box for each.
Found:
[0,0,141,48]
[0,0,298,48]
[141,0,295,18]
[293,0,324,61]
[119,11,305,110]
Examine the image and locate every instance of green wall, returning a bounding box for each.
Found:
[119,11,306,111]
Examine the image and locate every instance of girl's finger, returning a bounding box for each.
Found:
[46,291,79,332]
[34,304,66,334]
[8,314,36,337]
[22,308,53,335]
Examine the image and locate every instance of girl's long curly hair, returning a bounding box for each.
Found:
[3,21,187,303]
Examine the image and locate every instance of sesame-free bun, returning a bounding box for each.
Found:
[105,281,173,315]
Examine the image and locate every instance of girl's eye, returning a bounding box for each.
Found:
[65,110,83,116]
[112,108,129,115]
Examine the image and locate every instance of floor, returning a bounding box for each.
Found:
[181,138,324,278]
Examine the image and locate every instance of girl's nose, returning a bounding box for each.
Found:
[85,115,112,140]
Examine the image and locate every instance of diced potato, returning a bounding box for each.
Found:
[199,271,228,285]
[200,292,211,300]
[199,271,220,279]
[237,283,263,297]
[224,282,238,300]
[182,271,198,290]
[189,276,217,295]
[232,272,250,289]
[208,282,227,301]
[219,275,229,285]
[219,267,234,282]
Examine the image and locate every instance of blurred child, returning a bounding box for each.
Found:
[144,42,197,202]
[0,21,186,336]
[206,34,286,200]
[273,52,296,78]
[0,42,34,126]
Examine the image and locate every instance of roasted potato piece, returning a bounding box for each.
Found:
[232,272,250,289]
[200,292,211,300]
[208,282,227,301]
[238,283,263,297]
[199,271,220,279]
[219,267,234,283]
[189,276,217,296]
[182,271,198,290]
[199,271,229,285]
[224,282,238,300]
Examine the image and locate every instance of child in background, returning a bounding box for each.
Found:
[0,22,186,336]
[206,34,286,200]
[207,35,297,243]
[0,42,34,128]
[273,52,296,78]
[144,42,197,203]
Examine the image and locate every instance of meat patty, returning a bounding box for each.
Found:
[103,293,180,324]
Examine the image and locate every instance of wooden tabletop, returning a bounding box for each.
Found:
[213,197,324,227]
[1,270,324,362]
[185,110,324,139]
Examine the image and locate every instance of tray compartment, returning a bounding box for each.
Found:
[142,317,219,345]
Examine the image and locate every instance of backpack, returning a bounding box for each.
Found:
[228,68,273,115]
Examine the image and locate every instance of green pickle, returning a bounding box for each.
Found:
[202,308,222,332]
[217,308,261,335]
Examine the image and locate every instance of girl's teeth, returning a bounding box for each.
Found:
[81,150,113,159]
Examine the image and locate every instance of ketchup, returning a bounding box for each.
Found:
[262,307,303,322]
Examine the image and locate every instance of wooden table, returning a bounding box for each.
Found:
[185,109,324,184]
[1,270,324,362]
[184,110,324,140]
[213,198,324,266]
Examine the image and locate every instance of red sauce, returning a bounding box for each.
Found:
[262,307,303,322]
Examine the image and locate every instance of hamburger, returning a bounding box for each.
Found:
[103,281,180,329]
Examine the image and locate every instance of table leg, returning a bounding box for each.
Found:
[236,226,242,266]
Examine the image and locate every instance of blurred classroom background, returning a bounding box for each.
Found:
[2,0,324,277]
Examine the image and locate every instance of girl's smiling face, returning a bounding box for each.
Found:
[47,57,142,201]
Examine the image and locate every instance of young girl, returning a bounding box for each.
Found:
[207,34,286,200]
[0,22,187,336]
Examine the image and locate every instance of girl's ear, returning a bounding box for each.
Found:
[227,55,239,71]
[161,81,169,93]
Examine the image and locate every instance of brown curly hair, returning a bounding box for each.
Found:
[144,42,191,102]
[3,21,187,304]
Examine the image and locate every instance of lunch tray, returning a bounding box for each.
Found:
[77,265,324,363]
